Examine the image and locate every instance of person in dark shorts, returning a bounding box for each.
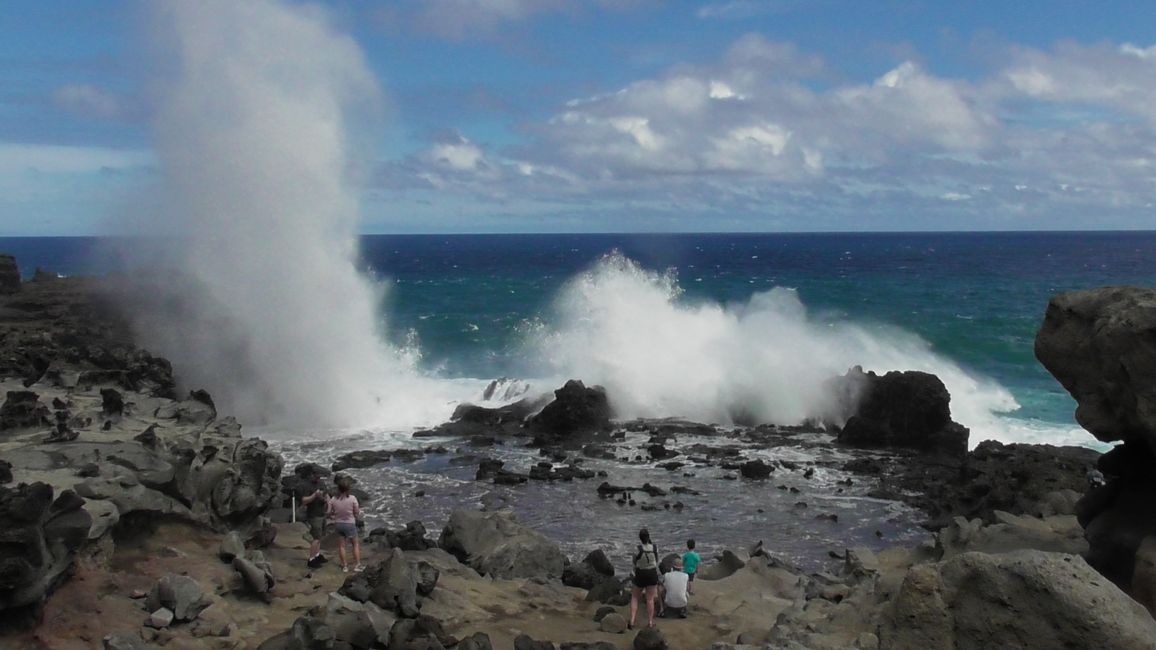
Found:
[629,528,660,630]
[328,475,364,572]
[300,468,329,568]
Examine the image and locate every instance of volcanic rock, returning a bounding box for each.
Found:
[0,391,50,431]
[527,380,612,440]
[439,509,567,580]
[837,368,968,458]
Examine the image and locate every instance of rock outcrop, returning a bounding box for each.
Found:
[439,509,567,580]
[1036,287,1156,595]
[0,482,91,621]
[880,551,1156,649]
[527,380,613,441]
[837,368,969,458]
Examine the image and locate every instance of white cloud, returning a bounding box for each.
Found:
[382,37,1156,229]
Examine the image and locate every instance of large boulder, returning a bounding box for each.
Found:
[837,369,968,457]
[527,380,612,440]
[0,254,19,294]
[1035,287,1156,592]
[145,574,211,623]
[1035,287,1156,446]
[439,509,567,580]
[340,548,423,617]
[880,551,1156,650]
[562,549,615,590]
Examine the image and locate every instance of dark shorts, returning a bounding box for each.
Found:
[633,568,660,588]
[687,572,696,581]
[306,517,326,542]
[335,522,358,539]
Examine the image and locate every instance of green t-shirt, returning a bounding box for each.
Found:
[683,550,701,575]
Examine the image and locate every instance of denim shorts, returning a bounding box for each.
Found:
[335,522,358,539]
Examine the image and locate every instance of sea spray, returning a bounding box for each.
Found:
[127,0,463,427]
[526,252,1020,442]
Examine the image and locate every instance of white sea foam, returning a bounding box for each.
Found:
[524,252,1030,447]
[124,0,469,428]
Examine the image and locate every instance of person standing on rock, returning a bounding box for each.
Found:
[301,468,329,568]
[329,475,364,573]
[683,539,701,594]
[630,528,661,629]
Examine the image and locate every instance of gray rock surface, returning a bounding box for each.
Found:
[439,509,567,580]
[880,550,1156,650]
[145,574,210,623]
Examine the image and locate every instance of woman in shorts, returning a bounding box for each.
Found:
[328,476,363,572]
[629,528,660,629]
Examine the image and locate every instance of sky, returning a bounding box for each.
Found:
[2,0,1156,235]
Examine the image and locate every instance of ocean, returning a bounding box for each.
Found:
[4,231,1154,568]
[6,231,1153,448]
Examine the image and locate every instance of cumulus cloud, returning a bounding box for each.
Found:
[382,35,1156,229]
[379,0,646,41]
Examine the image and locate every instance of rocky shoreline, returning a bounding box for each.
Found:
[2,259,1156,649]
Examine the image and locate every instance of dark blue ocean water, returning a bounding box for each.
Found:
[4,232,1155,446]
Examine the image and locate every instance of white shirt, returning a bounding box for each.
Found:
[662,570,690,608]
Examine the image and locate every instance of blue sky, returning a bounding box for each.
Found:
[3,0,1156,235]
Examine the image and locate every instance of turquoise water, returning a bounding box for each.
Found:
[5,232,1155,447]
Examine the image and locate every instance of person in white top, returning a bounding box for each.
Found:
[660,556,690,618]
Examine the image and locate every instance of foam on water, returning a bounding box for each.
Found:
[523,252,1034,448]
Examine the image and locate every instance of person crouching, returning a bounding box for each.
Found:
[660,556,690,618]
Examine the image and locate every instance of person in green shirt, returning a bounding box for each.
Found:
[682,539,701,594]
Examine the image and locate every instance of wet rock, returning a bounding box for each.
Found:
[647,444,678,460]
[100,388,124,417]
[332,450,392,472]
[439,509,566,580]
[372,520,437,551]
[1,391,50,430]
[837,368,969,458]
[0,459,11,484]
[739,459,773,479]
[527,380,612,440]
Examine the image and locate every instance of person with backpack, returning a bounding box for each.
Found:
[630,528,661,629]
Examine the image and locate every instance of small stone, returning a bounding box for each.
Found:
[147,607,174,629]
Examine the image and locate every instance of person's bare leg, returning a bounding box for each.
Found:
[309,540,320,560]
[646,586,656,626]
[337,538,347,569]
[629,585,640,627]
[353,536,361,567]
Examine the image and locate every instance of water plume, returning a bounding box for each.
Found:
[128,0,456,427]
[527,252,1019,439]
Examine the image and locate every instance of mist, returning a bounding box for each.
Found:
[526,252,1019,435]
[127,0,457,427]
